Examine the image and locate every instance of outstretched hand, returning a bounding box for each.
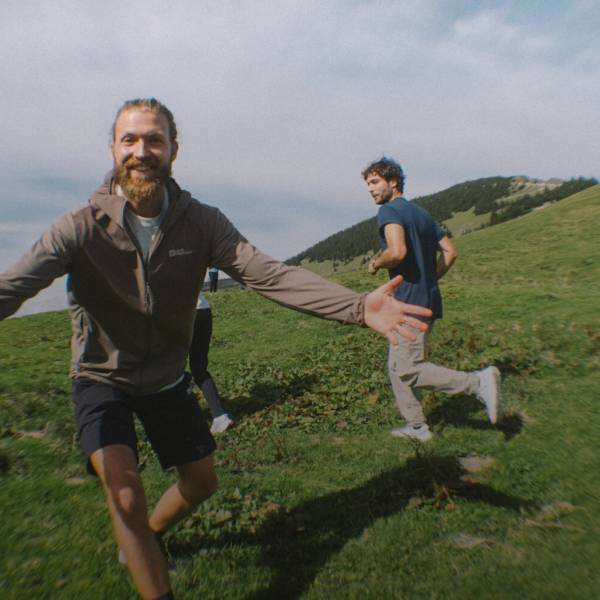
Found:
[364,275,432,344]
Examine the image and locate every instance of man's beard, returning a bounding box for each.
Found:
[114,157,172,204]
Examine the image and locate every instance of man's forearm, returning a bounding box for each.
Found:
[370,249,402,273]
[436,252,455,279]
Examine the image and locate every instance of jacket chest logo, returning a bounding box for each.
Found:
[169,248,193,257]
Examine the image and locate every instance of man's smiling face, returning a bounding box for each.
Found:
[111,108,178,209]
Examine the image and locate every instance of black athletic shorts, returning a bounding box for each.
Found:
[72,373,216,475]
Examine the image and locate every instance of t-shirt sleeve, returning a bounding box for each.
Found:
[377,204,404,236]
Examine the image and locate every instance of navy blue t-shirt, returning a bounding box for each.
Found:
[377,197,445,320]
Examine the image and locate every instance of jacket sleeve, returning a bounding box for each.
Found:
[0,212,77,320]
[209,209,366,325]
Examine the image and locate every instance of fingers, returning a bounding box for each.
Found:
[378,275,404,295]
[404,316,429,332]
[388,315,428,345]
[392,314,427,331]
[399,302,432,318]
[388,326,417,345]
[387,330,401,345]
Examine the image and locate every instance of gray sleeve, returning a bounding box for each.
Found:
[0,212,77,319]
[209,209,365,325]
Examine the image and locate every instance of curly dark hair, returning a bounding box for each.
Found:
[361,157,405,193]
[111,98,178,143]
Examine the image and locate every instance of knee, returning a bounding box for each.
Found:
[179,470,218,506]
[106,481,147,526]
[202,472,218,499]
[389,357,418,383]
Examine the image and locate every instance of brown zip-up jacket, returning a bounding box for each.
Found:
[0,178,366,395]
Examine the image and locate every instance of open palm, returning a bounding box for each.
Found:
[364,275,432,344]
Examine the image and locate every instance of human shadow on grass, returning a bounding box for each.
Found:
[172,453,534,599]
[427,396,523,441]
[220,373,321,420]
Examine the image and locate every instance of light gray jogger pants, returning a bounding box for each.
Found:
[388,326,479,426]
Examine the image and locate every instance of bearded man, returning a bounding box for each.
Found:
[0,99,431,600]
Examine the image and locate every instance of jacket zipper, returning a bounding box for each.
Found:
[123,223,154,391]
[124,192,176,392]
[139,220,169,390]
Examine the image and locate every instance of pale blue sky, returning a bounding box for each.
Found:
[1,0,598,314]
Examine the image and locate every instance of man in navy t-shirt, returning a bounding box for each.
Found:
[363,157,503,441]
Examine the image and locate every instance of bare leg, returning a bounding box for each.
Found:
[149,455,217,534]
[91,445,171,600]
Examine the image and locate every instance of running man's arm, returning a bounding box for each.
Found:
[368,223,406,274]
[436,235,457,279]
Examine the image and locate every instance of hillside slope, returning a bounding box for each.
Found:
[1,185,599,598]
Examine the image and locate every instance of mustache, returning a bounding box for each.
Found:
[123,156,161,170]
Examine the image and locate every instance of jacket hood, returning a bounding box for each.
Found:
[88,176,192,229]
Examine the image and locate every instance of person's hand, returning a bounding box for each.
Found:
[364,275,432,344]
[367,260,378,274]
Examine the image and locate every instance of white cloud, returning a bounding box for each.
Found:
[0,0,598,290]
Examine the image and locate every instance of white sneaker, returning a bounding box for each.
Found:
[210,413,235,434]
[476,366,503,424]
[391,423,433,442]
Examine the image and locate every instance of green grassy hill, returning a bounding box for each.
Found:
[1,185,599,599]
